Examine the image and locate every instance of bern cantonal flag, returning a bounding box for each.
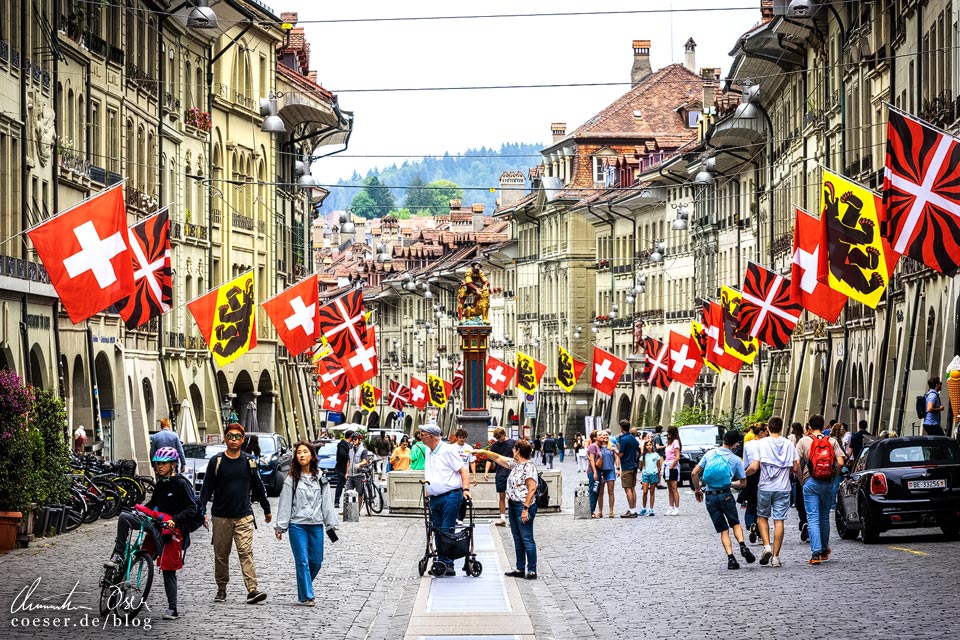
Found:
[262,274,319,357]
[358,382,381,411]
[321,391,347,412]
[668,330,703,388]
[515,351,547,394]
[317,289,367,360]
[387,380,411,410]
[117,208,172,329]
[740,261,802,349]
[343,324,379,388]
[792,208,847,323]
[408,376,430,410]
[719,286,759,365]
[27,183,134,324]
[556,345,587,393]
[817,169,899,309]
[485,356,516,395]
[702,300,744,374]
[426,374,453,409]
[316,352,351,396]
[591,345,627,396]
[882,109,960,275]
[642,337,672,390]
[188,271,257,367]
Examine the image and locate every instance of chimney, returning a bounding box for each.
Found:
[307,71,318,84]
[631,40,652,87]
[684,37,697,73]
[551,122,566,144]
[701,67,718,115]
[449,199,462,214]
[498,171,526,210]
[281,12,298,25]
[761,0,774,23]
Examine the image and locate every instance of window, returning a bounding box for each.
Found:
[90,101,100,162]
[107,108,118,173]
[687,110,701,128]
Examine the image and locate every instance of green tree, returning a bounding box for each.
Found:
[404,174,429,212]
[419,180,464,216]
[388,208,412,220]
[743,385,776,430]
[349,190,378,219]
[349,176,396,219]
[673,405,709,426]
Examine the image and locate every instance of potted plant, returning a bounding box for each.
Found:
[0,370,35,552]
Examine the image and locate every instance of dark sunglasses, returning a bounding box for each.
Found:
[225,433,244,441]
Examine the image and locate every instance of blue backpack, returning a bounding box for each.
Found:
[701,450,732,489]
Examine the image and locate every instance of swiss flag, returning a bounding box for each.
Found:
[387,380,410,410]
[668,330,703,387]
[408,376,429,410]
[343,325,379,387]
[485,356,516,395]
[792,208,847,322]
[702,300,744,374]
[262,274,319,357]
[590,346,627,396]
[643,337,672,390]
[28,184,134,323]
[321,391,347,412]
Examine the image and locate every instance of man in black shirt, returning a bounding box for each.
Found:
[199,422,271,605]
[542,434,557,469]
[849,419,869,464]
[334,430,353,507]
[484,427,515,526]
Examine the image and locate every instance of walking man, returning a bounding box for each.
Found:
[542,433,557,469]
[485,427,515,527]
[691,430,756,569]
[849,419,869,463]
[741,422,768,543]
[150,418,186,472]
[923,376,945,436]
[372,430,392,473]
[556,433,566,463]
[746,417,799,568]
[334,430,352,507]
[616,420,640,517]
[199,422,271,604]
[796,414,845,564]
[421,424,471,575]
[344,432,371,513]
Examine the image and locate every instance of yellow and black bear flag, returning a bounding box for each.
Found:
[188,271,257,367]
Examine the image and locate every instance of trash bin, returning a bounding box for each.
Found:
[343,490,359,522]
[574,480,591,519]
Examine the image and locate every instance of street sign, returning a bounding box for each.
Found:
[397,410,405,419]
[525,393,537,418]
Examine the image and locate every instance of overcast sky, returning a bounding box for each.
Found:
[293,1,765,185]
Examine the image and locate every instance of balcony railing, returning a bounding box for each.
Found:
[2,256,50,285]
[166,332,185,349]
[232,212,254,231]
[0,40,8,63]
[211,209,222,225]
[184,222,208,240]
[58,147,91,180]
[86,33,107,58]
[107,44,124,67]
[126,186,158,213]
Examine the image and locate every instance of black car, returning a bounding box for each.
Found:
[835,436,960,543]
[250,433,293,497]
[677,424,725,485]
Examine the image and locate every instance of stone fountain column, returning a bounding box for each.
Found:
[456,323,492,445]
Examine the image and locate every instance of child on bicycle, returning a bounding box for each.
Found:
[106,447,198,620]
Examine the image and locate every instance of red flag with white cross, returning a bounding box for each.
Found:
[701,300,744,374]
[321,391,347,412]
[342,325,379,388]
[668,330,703,388]
[262,274,319,357]
[792,207,847,322]
[485,356,516,395]
[643,337,672,390]
[590,346,627,396]
[387,380,411,410]
[408,376,429,410]
[27,183,134,323]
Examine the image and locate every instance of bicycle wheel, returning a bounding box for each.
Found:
[112,477,144,508]
[136,476,155,503]
[117,551,153,618]
[82,493,104,523]
[99,567,118,616]
[99,489,121,519]
[368,483,384,514]
[63,494,86,532]
[363,481,373,516]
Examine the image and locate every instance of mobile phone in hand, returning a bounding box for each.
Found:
[326,529,339,543]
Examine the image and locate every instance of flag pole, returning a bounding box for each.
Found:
[23,179,129,235]
[185,267,255,307]
[885,101,960,140]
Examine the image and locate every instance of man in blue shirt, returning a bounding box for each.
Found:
[616,420,641,517]
[924,377,945,436]
[150,418,186,472]
[692,430,757,570]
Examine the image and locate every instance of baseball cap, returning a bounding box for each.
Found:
[225,422,245,436]
[420,424,441,437]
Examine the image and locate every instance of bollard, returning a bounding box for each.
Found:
[342,489,360,522]
[574,480,591,519]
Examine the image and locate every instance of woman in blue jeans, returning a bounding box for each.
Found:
[478,440,539,580]
[586,430,601,517]
[275,442,340,605]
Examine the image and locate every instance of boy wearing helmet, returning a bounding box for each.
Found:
[106,446,198,620]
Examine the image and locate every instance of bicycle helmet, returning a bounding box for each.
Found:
[152,447,180,463]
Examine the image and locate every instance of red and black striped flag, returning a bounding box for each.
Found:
[882,109,960,275]
[118,209,172,328]
[317,289,367,360]
[643,337,672,390]
[739,261,801,349]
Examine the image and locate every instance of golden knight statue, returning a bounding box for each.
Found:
[457,261,491,324]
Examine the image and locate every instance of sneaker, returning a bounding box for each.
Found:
[749,523,758,544]
[246,590,267,605]
[728,556,740,570]
[301,599,316,607]
[620,511,638,518]
[771,557,783,568]
[821,547,832,562]
[504,570,525,578]
[647,509,655,516]
[809,553,822,565]
[525,572,538,580]
[214,589,227,603]
[104,552,123,568]
[495,519,506,527]
[760,547,773,566]
[444,565,457,577]
[162,609,179,620]
[740,543,756,564]
[800,523,809,542]
[638,508,648,516]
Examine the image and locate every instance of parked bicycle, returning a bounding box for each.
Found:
[359,465,384,515]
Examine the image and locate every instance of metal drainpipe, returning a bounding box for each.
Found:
[86,321,103,442]
[18,0,29,382]
[896,281,924,435]
[819,331,833,418]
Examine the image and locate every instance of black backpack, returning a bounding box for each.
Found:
[535,473,549,509]
[178,475,205,533]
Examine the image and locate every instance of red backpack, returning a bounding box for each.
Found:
[808,435,836,481]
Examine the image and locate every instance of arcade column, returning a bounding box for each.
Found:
[456,323,492,445]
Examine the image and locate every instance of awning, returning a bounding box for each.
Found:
[726,20,805,87]
[279,92,353,149]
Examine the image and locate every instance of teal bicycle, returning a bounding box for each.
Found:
[99,506,161,618]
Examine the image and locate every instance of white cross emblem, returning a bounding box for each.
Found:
[63,221,127,288]
[647,344,669,381]
[324,295,365,348]
[410,384,426,403]
[885,134,959,253]
[793,245,819,294]
[488,364,507,386]
[705,323,725,357]
[388,386,408,408]
[284,295,316,336]
[128,228,170,312]
[320,362,345,387]
[741,273,799,337]
[594,358,616,385]
[670,343,696,374]
[348,342,377,372]
[326,394,343,409]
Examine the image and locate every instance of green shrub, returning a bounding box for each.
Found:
[32,390,71,506]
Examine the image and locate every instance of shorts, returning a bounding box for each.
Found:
[666,467,679,482]
[757,490,791,520]
[620,469,637,489]
[344,475,365,493]
[705,490,741,533]
[641,472,660,486]
[602,469,617,483]
[495,474,508,493]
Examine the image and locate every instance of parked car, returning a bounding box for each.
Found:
[315,440,341,486]
[835,436,960,543]
[251,433,294,497]
[676,424,725,486]
[181,443,226,496]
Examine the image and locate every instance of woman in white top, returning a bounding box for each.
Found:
[477,440,539,580]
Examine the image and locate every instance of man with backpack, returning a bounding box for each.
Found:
[691,430,757,570]
[796,414,845,565]
[199,422,271,604]
[746,417,799,568]
[922,377,945,436]
[334,430,353,508]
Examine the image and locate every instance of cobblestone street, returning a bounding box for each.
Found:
[1,459,959,639]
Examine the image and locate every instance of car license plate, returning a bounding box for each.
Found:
[907,479,946,490]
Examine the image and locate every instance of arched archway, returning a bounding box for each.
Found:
[653,395,663,425]
[0,345,13,371]
[190,384,204,433]
[351,410,363,424]
[743,386,753,415]
[367,410,380,430]
[233,370,254,427]
[637,395,648,426]
[95,352,115,452]
[682,390,695,408]
[404,415,413,432]
[29,344,46,390]
[616,394,631,425]
[72,355,90,429]
[142,378,155,431]
[216,370,229,402]
[257,370,274,432]
[384,411,397,430]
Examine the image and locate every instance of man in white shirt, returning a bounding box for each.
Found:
[421,424,472,576]
[746,417,800,568]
